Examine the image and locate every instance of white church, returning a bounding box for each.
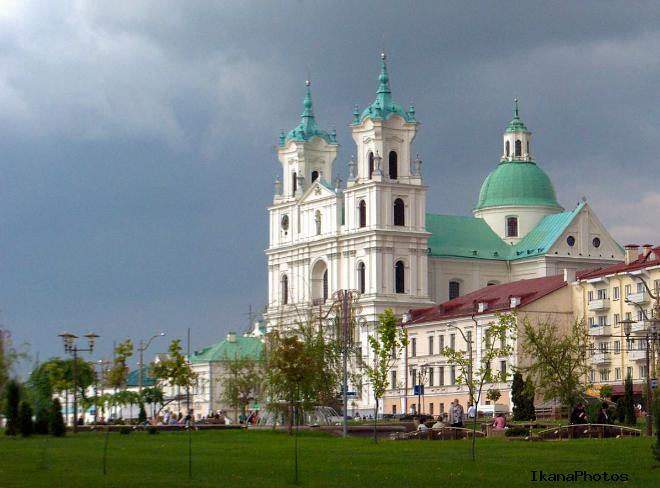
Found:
[264,54,623,413]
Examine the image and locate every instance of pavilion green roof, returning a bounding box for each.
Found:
[190,335,263,363]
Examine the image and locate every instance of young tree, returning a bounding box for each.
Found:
[4,379,20,436]
[599,384,614,400]
[520,317,592,411]
[49,398,65,436]
[443,312,516,460]
[0,329,28,401]
[511,371,535,421]
[18,400,34,437]
[106,340,134,391]
[220,355,263,424]
[623,373,636,426]
[361,309,408,443]
[151,339,198,414]
[35,405,50,435]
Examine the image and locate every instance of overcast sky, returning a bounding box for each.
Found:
[2,1,659,372]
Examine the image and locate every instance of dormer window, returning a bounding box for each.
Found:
[506,216,518,238]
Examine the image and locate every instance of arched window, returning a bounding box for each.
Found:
[505,140,510,157]
[315,210,322,235]
[357,262,366,294]
[292,172,297,195]
[449,280,460,300]
[393,198,405,226]
[358,200,367,228]
[395,261,405,294]
[368,152,374,179]
[506,216,518,237]
[389,151,398,179]
[322,269,328,302]
[515,139,522,157]
[311,170,319,183]
[281,275,289,305]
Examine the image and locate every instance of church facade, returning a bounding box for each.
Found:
[264,55,623,414]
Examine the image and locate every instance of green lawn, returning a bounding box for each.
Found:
[0,429,656,487]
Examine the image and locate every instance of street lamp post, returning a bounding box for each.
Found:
[58,331,99,433]
[137,332,166,395]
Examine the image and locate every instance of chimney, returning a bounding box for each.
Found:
[478,302,488,313]
[642,244,653,259]
[509,296,521,308]
[226,331,236,343]
[563,268,576,283]
[624,244,639,265]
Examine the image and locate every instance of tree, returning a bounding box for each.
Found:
[141,386,164,419]
[138,404,147,423]
[486,388,501,403]
[0,329,28,402]
[151,339,198,413]
[511,371,535,421]
[652,391,660,465]
[361,309,408,443]
[4,379,20,436]
[18,401,34,437]
[599,384,614,400]
[49,398,65,436]
[623,373,636,426]
[220,355,263,424]
[520,317,592,411]
[443,312,516,460]
[106,340,133,391]
[35,405,50,435]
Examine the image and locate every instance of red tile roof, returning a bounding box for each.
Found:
[408,273,581,325]
[578,245,659,280]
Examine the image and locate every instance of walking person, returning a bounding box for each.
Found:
[449,399,464,428]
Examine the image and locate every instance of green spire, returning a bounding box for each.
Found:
[280,80,334,146]
[505,98,530,133]
[356,53,416,125]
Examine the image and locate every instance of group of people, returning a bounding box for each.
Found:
[416,398,507,431]
[570,402,612,425]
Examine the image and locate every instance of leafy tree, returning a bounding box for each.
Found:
[220,355,264,424]
[18,401,34,437]
[49,398,65,436]
[486,388,501,403]
[520,318,592,411]
[151,339,198,413]
[35,405,50,435]
[138,404,147,423]
[443,312,516,460]
[623,373,636,426]
[599,384,613,400]
[361,309,408,443]
[511,371,535,421]
[0,329,28,401]
[106,340,134,391]
[141,386,165,419]
[4,379,20,436]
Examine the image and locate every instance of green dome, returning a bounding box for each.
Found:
[475,161,561,210]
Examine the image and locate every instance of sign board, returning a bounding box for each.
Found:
[413,385,425,395]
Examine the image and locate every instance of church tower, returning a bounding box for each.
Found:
[474,100,563,244]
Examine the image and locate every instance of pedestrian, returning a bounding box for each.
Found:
[449,399,464,428]
[570,402,587,424]
[596,402,610,424]
[467,403,476,419]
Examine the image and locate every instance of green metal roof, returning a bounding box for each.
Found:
[475,160,561,210]
[505,99,529,133]
[190,335,263,363]
[126,367,156,387]
[354,55,416,125]
[280,83,336,147]
[426,203,584,261]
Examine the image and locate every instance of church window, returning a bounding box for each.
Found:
[368,152,374,179]
[592,237,601,248]
[393,198,405,226]
[315,210,322,235]
[311,170,319,183]
[357,262,366,294]
[292,172,297,195]
[389,151,398,179]
[566,235,575,247]
[281,275,289,305]
[505,140,510,157]
[358,200,367,228]
[515,139,522,157]
[506,216,518,237]
[322,270,328,302]
[449,280,460,300]
[395,261,405,294]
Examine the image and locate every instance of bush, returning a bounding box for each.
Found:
[586,403,600,424]
[18,401,34,437]
[146,425,159,435]
[119,426,132,435]
[48,399,66,437]
[3,379,20,436]
[505,426,529,437]
[138,404,147,424]
[615,398,626,423]
[34,405,50,435]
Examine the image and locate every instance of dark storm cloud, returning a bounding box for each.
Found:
[1,1,659,369]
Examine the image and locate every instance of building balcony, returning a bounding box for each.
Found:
[626,290,650,305]
[627,349,647,362]
[630,320,653,334]
[591,352,611,364]
[588,325,610,336]
[588,298,610,311]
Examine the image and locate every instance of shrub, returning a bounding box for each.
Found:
[3,379,20,436]
[599,384,613,400]
[505,426,529,437]
[615,398,626,423]
[18,401,34,437]
[34,405,50,435]
[586,403,600,424]
[146,425,159,435]
[623,374,636,425]
[119,426,132,435]
[49,399,66,437]
[138,404,147,424]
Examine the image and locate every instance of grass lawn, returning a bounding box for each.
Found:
[0,429,657,487]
